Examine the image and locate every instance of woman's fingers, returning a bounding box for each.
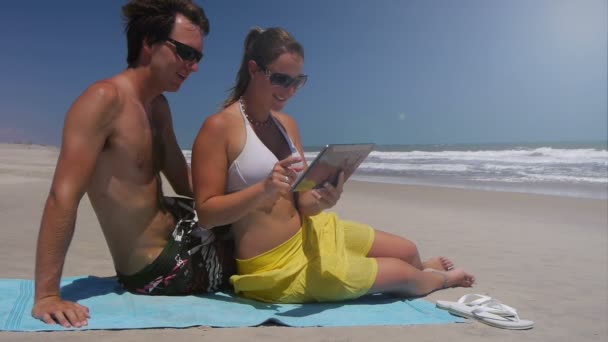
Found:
[272,161,300,185]
[278,155,302,169]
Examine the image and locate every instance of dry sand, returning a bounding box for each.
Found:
[1,143,606,341]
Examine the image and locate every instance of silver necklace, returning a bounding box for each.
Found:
[239,97,272,127]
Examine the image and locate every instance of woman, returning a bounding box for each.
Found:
[192,27,474,303]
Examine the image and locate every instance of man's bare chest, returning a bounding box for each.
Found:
[104,106,164,175]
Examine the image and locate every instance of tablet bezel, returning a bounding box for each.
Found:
[291,143,375,192]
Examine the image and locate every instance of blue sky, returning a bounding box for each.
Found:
[0,0,606,148]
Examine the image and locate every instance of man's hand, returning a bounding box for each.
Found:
[32,296,90,328]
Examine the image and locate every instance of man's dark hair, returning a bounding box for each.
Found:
[122,0,209,67]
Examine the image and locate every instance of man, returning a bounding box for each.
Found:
[32,0,233,328]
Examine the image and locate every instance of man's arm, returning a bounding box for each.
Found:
[153,95,193,197]
[32,82,119,328]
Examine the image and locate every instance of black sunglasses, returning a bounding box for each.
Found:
[258,65,308,90]
[166,38,203,63]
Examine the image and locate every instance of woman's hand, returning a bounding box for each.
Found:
[263,155,303,198]
[310,171,344,210]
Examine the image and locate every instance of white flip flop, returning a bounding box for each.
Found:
[437,294,516,316]
[471,308,534,330]
[438,295,534,330]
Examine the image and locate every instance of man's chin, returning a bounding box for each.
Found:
[165,84,181,93]
[166,78,186,92]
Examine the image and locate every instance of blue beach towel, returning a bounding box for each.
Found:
[1,276,463,331]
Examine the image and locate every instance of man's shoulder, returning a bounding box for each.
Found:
[63,78,126,129]
[79,78,125,113]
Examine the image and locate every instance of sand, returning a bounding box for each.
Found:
[1,143,606,341]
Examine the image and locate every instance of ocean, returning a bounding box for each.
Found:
[183,141,608,200]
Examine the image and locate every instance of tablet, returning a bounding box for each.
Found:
[291,143,375,192]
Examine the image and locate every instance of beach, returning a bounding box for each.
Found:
[0,143,606,341]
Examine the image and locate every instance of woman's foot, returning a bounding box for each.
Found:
[422,256,454,271]
[424,268,475,289]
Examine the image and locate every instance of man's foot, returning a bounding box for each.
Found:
[424,268,475,289]
[422,256,454,271]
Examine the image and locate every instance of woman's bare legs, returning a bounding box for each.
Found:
[369,257,475,297]
[367,229,454,271]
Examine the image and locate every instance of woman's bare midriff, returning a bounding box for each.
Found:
[231,195,301,260]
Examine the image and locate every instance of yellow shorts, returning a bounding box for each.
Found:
[230,212,378,303]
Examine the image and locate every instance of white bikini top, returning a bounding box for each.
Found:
[226,104,301,193]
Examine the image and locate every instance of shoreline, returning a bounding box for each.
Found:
[3,142,605,200]
[351,175,608,200]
